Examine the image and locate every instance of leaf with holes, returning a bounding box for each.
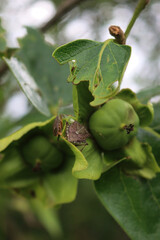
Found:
[53,39,131,106]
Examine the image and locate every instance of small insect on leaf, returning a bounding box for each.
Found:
[66,121,90,149]
[53,115,63,140]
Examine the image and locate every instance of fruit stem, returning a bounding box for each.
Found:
[125,0,150,40]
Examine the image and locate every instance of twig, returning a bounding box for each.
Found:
[125,0,150,40]
[40,0,86,32]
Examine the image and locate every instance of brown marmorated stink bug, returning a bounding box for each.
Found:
[66,121,90,150]
[53,115,63,140]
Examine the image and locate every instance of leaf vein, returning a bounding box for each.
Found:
[108,44,120,75]
[120,171,142,223]
[147,181,160,210]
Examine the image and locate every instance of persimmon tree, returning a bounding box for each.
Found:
[0,0,160,239]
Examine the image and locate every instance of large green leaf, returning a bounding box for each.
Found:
[53,39,131,106]
[16,27,72,107]
[94,168,160,240]
[3,57,50,116]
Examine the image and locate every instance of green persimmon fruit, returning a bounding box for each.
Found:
[21,135,63,172]
[89,99,139,151]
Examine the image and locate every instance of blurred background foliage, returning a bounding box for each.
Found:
[0,0,159,239]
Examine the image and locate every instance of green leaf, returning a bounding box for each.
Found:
[137,85,160,104]
[137,127,160,166]
[14,109,49,127]
[116,88,154,126]
[73,81,95,123]
[123,142,160,179]
[103,150,127,171]
[53,116,103,180]
[0,117,54,152]
[150,102,160,133]
[62,137,88,172]
[53,39,131,106]
[3,57,50,116]
[104,135,160,179]
[72,139,103,180]
[16,27,72,107]
[43,157,78,205]
[30,200,62,237]
[102,136,160,179]
[94,168,160,240]
[0,110,49,139]
[53,117,103,180]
